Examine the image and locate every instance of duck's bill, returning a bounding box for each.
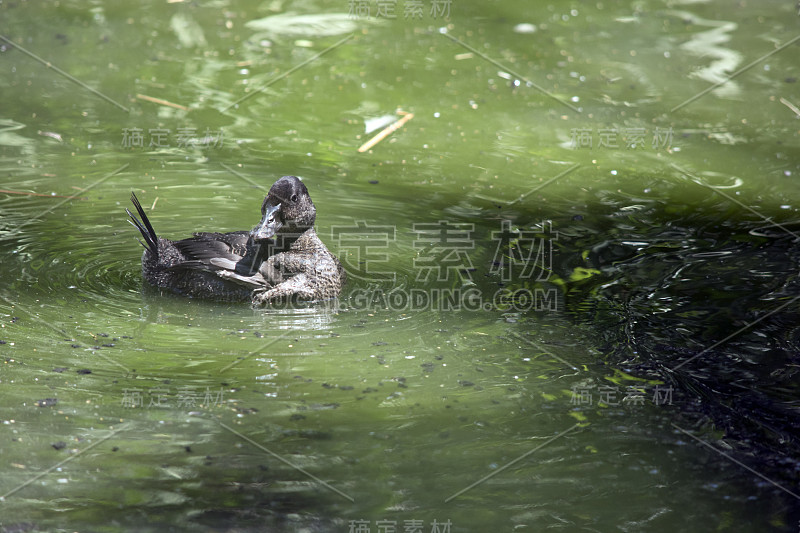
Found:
[250,202,282,241]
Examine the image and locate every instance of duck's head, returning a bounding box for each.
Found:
[250,176,316,242]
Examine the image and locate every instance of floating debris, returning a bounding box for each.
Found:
[365,114,396,134]
[35,398,58,407]
[37,130,62,142]
[136,93,189,111]
[513,23,537,34]
[779,97,800,117]
[358,111,414,152]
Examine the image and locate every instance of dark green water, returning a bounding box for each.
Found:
[1,0,799,531]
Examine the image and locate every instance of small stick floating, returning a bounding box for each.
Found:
[779,97,800,117]
[37,130,63,142]
[136,93,189,111]
[357,111,414,152]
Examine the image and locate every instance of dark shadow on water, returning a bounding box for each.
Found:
[533,202,800,514]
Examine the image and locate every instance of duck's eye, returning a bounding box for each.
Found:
[291,194,298,202]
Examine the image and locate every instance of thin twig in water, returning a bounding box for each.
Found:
[136,93,189,111]
[357,112,414,152]
[779,97,800,117]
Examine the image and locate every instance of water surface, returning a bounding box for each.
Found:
[1,0,799,531]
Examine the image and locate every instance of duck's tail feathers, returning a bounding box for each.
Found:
[126,192,159,259]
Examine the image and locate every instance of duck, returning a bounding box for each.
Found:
[126,175,345,305]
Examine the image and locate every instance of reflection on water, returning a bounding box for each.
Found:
[0,119,35,157]
[669,10,741,97]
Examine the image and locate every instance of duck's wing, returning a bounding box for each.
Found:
[181,231,251,258]
[190,231,251,256]
[166,232,269,287]
[173,234,242,264]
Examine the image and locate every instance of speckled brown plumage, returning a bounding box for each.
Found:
[127,176,345,305]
